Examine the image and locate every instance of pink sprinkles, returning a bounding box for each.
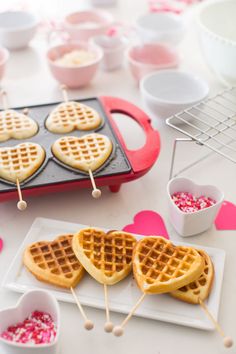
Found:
[172,192,216,213]
[1,311,57,345]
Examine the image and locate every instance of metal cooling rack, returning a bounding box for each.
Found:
[166,87,236,179]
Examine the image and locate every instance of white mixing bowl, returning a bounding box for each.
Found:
[140,70,209,119]
[196,0,236,85]
[0,11,39,50]
[135,12,185,45]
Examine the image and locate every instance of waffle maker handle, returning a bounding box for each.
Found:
[100,96,161,174]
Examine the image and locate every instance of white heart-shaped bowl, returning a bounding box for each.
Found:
[0,290,60,354]
[167,177,224,237]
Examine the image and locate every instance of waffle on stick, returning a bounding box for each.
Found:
[133,237,204,294]
[46,101,102,133]
[52,134,112,198]
[72,228,137,285]
[73,228,137,332]
[23,235,84,289]
[0,109,38,142]
[0,142,45,183]
[24,235,94,330]
[171,249,233,348]
[113,236,204,336]
[52,134,112,172]
[170,249,214,304]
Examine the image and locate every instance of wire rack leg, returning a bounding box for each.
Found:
[168,137,222,179]
[169,138,194,180]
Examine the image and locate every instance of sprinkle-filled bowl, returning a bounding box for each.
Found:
[140,70,209,119]
[127,43,179,82]
[167,177,224,237]
[0,289,60,354]
[47,42,103,88]
[0,47,9,80]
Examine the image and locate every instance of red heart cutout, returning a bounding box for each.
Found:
[215,201,236,230]
[123,210,169,239]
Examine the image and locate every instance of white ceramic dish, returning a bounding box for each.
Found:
[140,70,209,119]
[196,0,236,85]
[0,289,60,354]
[0,11,39,50]
[90,35,127,71]
[135,12,185,45]
[2,217,225,331]
[167,177,224,237]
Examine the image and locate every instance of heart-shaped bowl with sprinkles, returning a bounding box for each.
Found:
[167,177,224,237]
[0,289,60,354]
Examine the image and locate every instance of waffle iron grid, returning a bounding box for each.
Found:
[0,97,131,192]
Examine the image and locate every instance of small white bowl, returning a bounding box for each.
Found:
[90,34,127,71]
[140,70,209,119]
[167,177,224,237]
[135,12,185,45]
[0,11,39,50]
[196,0,236,85]
[0,290,60,354]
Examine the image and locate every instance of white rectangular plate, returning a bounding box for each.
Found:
[2,218,225,330]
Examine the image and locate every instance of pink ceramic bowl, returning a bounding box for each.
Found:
[47,42,103,88]
[126,43,179,82]
[0,47,9,80]
[63,9,113,42]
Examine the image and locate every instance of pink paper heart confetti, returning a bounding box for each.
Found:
[0,238,3,253]
[215,201,236,230]
[123,210,169,239]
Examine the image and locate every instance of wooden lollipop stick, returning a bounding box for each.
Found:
[60,84,69,102]
[16,178,27,211]
[0,90,8,110]
[88,169,101,199]
[70,287,94,330]
[23,108,29,115]
[199,298,233,348]
[104,284,114,333]
[113,293,146,336]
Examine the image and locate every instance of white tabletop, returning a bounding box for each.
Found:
[0,1,235,354]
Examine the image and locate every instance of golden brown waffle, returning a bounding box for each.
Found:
[72,228,137,285]
[0,142,45,183]
[0,109,38,142]
[52,133,113,172]
[23,235,85,289]
[46,102,102,133]
[170,250,214,304]
[133,237,204,294]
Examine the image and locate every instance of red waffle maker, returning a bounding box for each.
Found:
[0,96,161,202]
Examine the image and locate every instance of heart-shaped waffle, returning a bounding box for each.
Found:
[46,101,102,133]
[52,133,113,172]
[23,235,85,289]
[72,228,137,285]
[0,142,45,183]
[170,249,214,304]
[0,110,38,142]
[133,237,204,294]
